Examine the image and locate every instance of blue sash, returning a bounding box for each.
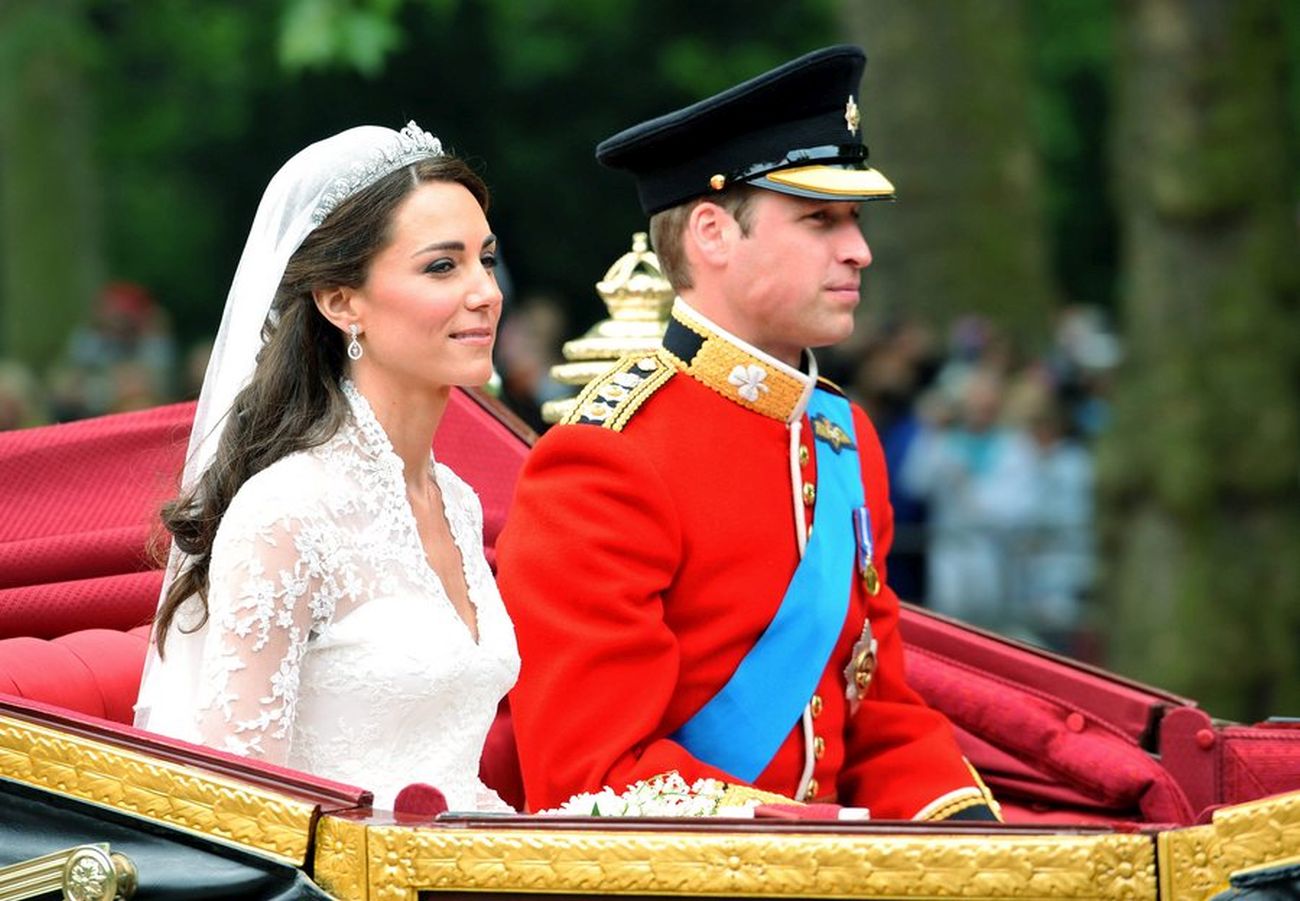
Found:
[671,389,864,780]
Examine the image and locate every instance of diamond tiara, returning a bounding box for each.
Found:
[311,121,445,225]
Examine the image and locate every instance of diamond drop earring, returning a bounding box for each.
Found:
[347,323,364,361]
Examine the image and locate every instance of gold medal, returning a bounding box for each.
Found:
[843,620,877,715]
[863,562,881,595]
[853,645,876,693]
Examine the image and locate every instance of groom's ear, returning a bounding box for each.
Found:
[312,285,359,335]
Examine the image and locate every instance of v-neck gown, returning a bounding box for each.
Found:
[192,381,519,811]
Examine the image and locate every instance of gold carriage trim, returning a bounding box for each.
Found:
[563,349,677,431]
[314,821,1155,901]
[967,758,1005,821]
[1159,789,1300,901]
[0,714,316,864]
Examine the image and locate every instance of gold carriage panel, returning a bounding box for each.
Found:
[314,817,1157,901]
[0,713,317,865]
[1159,789,1300,900]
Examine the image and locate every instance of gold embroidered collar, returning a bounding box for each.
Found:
[661,299,817,423]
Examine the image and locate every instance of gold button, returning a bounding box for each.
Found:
[802,482,816,506]
[810,694,823,717]
[813,736,826,759]
[803,777,819,801]
[798,445,810,466]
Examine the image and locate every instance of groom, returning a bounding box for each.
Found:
[496,45,999,821]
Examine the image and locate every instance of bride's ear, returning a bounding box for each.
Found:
[313,286,360,337]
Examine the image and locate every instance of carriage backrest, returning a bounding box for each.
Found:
[0,390,532,640]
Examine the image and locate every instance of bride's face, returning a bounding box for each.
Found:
[352,180,501,391]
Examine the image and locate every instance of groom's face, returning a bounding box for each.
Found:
[352,181,503,391]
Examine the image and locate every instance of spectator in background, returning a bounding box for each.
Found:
[0,360,43,430]
[495,293,570,433]
[1004,372,1096,651]
[1048,304,1120,439]
[64,281,176,415]
[852,316,942,602]
[181,339,214,401]
[901,367,1036,632]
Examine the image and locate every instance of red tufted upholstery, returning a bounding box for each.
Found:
[0,625,151,723]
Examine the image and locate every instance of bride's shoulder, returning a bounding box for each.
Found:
[221,451,332,533]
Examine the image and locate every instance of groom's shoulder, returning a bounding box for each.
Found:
[559,349,679,433]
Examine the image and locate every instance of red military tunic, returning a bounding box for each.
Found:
[496,301,997,820]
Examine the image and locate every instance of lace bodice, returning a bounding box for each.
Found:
[191,381,519,811]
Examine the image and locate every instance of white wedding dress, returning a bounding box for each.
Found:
[186,380,519,811]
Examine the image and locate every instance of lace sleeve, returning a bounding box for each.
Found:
[195,507,333,765]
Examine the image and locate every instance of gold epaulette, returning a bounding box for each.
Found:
[562,350,677,431]
[816,375,847,397]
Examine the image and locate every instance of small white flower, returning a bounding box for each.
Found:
[728,364,770,402]
[538,771,759,818]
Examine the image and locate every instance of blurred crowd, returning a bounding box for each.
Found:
[823,306,1121,658]
[3,282,1119,659]
[0,282,201,431]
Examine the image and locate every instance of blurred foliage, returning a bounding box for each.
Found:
[66,0,838,348]
[0,0,102,366]
[1026,0,1117,310]
[1,0,1299,716]
[279,0,406,76]
[1101,0,1299,721]
[847,0,1056,347]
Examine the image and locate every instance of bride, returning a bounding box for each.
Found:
[133,122,519,812]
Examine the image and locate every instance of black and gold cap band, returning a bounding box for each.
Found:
[596,46,894,215]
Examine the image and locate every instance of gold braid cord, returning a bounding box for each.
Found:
[0,715,316,863]
[563,350,676,431]
[317,822,1154,901]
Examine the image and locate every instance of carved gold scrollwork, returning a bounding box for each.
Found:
[0,843,136,901]
[351,825,1155,900]
[0,715,315,863]
[1160,791,1300,901]
[313,816,369,901]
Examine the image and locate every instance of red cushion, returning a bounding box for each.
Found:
[0,625,150,723]
[906,643,1195,824]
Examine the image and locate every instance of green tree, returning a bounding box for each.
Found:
[1101,0,1300,720]
[841,0,1055,348]
[0,0,102,370]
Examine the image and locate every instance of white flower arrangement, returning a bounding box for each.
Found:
[541,771,761,818]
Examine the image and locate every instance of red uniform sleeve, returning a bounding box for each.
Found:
[495,425,735,811]
[837,407,997,820]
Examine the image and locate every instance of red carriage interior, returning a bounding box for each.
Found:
[2,396,1297,824]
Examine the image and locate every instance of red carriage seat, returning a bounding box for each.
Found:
[2,392,1296,823]
[0,390,532,809]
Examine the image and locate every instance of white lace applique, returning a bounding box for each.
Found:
[194,380,519,810]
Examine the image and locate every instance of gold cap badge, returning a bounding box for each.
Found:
[844,95,860,136]
[709,173,727,191]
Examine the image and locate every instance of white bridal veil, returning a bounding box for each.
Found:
[133,122,445,737]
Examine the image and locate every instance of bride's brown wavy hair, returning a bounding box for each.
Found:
[153,155,489,655]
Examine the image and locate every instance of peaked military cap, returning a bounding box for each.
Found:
[596,45,894,216]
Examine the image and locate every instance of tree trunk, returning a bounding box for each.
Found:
[0,0,101,372]
[1101,0,1300,720]
[839,0,1054,348]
